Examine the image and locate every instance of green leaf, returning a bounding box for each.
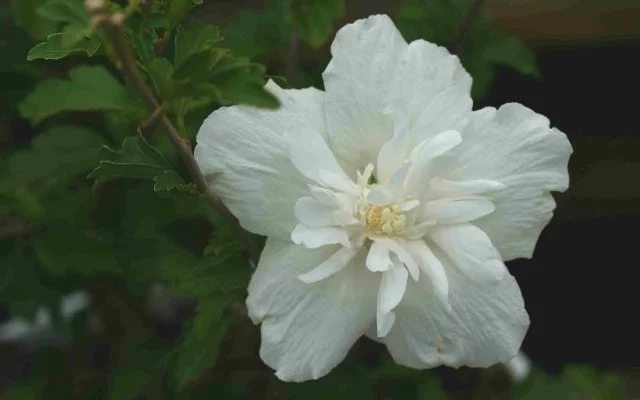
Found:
[481,31,541,79]
[36,0,87,23]
[222,7,290,61]
[153,170,197,193]
[34,223,122,277]
[563,365,625,400]
[0,125,107,193]
[287,0,345,47]
[209,56,279,108]
[147,58,174,99]
[0,242,63,320]
[395,0,541,100]
[174,21,222,69]
[108,341,171,400]
[126,13,159,67]
[173,48,228,83]
[18,66,129,124]
[88,134,195,193]
[27,32,100,61]
[418,374,448,400]
[166,0,203,29]
[149,237,249,298]
[281,361,376,399]
[172,296,232,391]
[11,0,57,39]
[24,0,99,60]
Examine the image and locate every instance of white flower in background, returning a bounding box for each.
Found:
[195,14,571,382]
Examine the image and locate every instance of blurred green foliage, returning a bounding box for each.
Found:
[395,0,541,99]
[0,0,627,398]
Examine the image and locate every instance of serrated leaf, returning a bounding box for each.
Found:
[88,134,192,193]
[24,0,98,61]
[18,66,129,124]
[174,21,222,69]
[212,62,279,109]
[126,13,158,66]
[153,170,197,193]
[172,296,231,391]
[0,126,107,192]
[287,0,345,47]
[27,32,100,60]
[173,49,228,82]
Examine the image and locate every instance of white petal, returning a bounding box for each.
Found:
[247,239,378,382]
[377,265,408,337]
[291,224,351,249]
[366,187,392,205]
[387,40,472,146]
[404,130,462,188]
[430,224,506,285]
[437,103,572,260]
[366,240,394,272]
[383,252,529,369]
[371,237,420,281]
[377,311,396,339]
[317,170,360,196]
[309,185,356,210]
[294,196,356,228]
[429,178,506,198]
[289,128,357,195]
[477,186,559,260]
[294,197,336,227]
[422,197,495,224]
[378,265,409,316]
[322,15,405,173]
[406,240,449,307]
[194,81,323,239]
[299,246,360,283]
[389,161,411,189]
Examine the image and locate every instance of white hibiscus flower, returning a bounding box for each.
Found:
[195,14,571,382]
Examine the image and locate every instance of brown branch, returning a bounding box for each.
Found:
[89,5,259,264]
[0,217,33,239]
[137,103,167,137]
[284,29,300,85]
[454,0,486,57]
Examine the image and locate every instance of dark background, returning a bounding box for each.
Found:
[490,44,640,370]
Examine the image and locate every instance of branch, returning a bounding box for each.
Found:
[88,3,259,264]
[284,29,300,84]
[0,217,32,240]
[454,0,486,57]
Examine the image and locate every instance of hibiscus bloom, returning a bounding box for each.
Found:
[195,14,571,382]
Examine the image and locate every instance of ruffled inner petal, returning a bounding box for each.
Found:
[291,224,351,249]
[299,246,360,283]
[376,264,408,337]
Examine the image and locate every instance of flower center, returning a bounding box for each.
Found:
[363,204,406,235]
